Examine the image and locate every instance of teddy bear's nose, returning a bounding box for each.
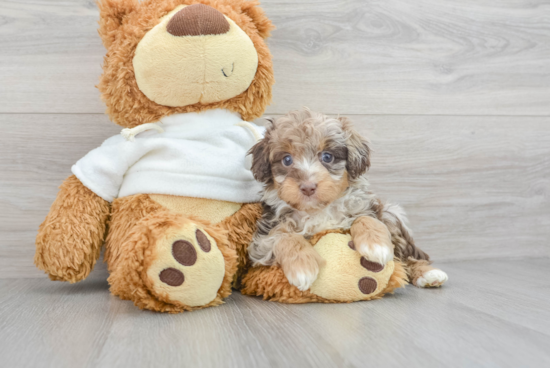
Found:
[167,4,230,37]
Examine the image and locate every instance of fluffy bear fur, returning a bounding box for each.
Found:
[97,0,275,127]
[35,175,110,283]
[35,0,276,313]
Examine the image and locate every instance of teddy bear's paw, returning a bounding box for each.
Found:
[415,269,448,288]
[308,233,395,301]
[145,223,226,307]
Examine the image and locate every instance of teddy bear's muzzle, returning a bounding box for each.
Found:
[132,3,259,108]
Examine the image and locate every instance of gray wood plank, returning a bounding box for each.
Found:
[0,113,120,278]
[349,114,550,262]
[0,275,120,368]
[0,0,105,114]
[0,0,549,115]
[441,259,550,336]
[267,0,550,116]
[0,258,549,368]
[223,261,550,368]
[1,113,549,278]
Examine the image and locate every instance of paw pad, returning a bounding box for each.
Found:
[196,229,211,252]
[358,277,377,294]
[348,241,356,250]
[158,229,212,287]
[360,257,384,272]
[159,268,184,286]
[172,240,197,266]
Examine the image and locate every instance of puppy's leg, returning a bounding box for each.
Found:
[350,216,394,265]
[380,205,448,288]
[405,259,448,287]
[273,234,326,291]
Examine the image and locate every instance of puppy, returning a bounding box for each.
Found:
[248,108,448,291]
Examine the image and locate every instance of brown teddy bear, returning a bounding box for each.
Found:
[35,0,405,313]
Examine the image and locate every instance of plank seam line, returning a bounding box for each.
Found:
[1,113,550,118]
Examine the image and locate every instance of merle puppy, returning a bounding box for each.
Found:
[247,108,448,291]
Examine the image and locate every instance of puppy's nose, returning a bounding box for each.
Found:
[300,183,317,197]
[167,4,230,37]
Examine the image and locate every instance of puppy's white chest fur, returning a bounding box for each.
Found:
[292,201,353,237]
[265,179,376,238]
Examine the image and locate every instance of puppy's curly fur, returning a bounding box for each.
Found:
[248,108,448,290]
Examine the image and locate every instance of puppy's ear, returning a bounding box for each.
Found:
[339,116,371,179]
[248,135,272,184]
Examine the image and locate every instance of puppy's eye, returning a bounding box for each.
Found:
[321,152,334,163]
[282,155,293,166]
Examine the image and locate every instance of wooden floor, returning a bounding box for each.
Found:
[1,0,549,367]
[1,258,549,368]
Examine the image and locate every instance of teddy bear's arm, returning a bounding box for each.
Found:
[35,175,110,283]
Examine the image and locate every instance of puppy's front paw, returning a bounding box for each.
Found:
[274,234,326,292]
[286,268,319,291]
[415,269,448,288]
[282,252,325,292]
[351,241,393,265]
[351,216,394,265]
[359,243,393,265]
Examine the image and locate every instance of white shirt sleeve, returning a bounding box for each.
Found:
[71,134,147,202]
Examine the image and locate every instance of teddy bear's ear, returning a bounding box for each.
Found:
[97,0,139,49]
[240,1,275,39]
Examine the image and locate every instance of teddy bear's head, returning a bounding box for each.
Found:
[97,0,275,127]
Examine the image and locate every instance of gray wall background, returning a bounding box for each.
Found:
[1,0,549,278]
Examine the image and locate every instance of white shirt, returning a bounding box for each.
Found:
[72,109,265,203]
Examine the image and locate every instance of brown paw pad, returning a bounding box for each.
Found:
[159,268,184,286]
[196,229,211,252]
[348,241,356,250]
[172,240,197,266]
[358,277,378,294]
[360,257,384,272]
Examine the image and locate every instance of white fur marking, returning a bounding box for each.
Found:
[295,158,313,172]
[358,243,392,265]
[274,175,286,184]
[295,158,324,181]
[416,269,448,288]
[287,270,318,291]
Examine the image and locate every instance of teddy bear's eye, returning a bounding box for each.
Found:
[282,155,293,167]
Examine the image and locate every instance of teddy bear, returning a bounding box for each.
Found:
[35,0,405,313]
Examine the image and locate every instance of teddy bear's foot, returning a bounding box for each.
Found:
[145,222,226,307]
[308,233,399,301]
[241,231,408,303]
[108,211,236,313]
